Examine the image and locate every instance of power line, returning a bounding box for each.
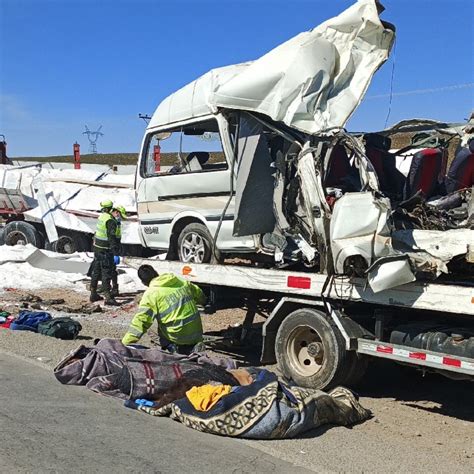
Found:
[368,82,474,100]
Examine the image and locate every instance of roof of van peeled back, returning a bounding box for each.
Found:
[147,64,247,130]
[148,0,394,135]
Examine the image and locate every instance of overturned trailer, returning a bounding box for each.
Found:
[132,0,474,389]
[0,164,144,255]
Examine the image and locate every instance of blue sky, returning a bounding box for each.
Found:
[1,0,473,157]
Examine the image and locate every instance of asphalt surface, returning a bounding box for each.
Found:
[0,352,307,474]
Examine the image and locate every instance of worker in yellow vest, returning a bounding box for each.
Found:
[90,199,120,305]
[122,264,206,354]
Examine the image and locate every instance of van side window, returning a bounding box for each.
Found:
[143,118,228,176]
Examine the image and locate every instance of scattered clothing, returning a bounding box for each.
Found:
[186,384,232,411]
[0,314,15,329]
[10,310,51,332]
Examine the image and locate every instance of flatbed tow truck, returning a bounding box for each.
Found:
[125,257,474,389]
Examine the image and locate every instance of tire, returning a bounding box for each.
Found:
[340,352,369,387]
[275,308,347,390]
[4,221,44,248]
[0,226,4,245]
[45,231,91,254]
[177,222,219,263]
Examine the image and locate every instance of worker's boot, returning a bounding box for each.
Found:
[111,283,119,298]
[103,292,120,306]
[89,282,103,303]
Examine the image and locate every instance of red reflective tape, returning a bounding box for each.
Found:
[409,352,427,360]
[287,276,311,289]
[376,345,393,354]
[443,357,461,368]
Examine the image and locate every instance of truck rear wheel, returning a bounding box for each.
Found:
[4,221,44,248]
[45,231,91,254]
[275,308,347,389]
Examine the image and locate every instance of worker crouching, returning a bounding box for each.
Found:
[122,265,205,354]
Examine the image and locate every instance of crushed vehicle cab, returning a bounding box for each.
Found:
[136,0,473,291]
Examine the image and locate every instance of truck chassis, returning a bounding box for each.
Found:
[125,258,474,389]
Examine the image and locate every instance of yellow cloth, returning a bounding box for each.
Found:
[186,384,232,411]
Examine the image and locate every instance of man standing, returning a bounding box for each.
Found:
[122,265,205,354]
[90,199,120,305]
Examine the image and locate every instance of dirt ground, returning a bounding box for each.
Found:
[0,287,473,471]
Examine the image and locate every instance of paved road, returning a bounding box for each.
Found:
[1,350,473,473]
[0,352,306,474]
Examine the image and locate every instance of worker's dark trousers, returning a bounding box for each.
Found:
[90,250,114,295]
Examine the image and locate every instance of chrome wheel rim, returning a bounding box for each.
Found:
[180,232,206,263]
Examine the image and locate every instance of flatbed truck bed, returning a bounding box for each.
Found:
[125,258,474,388]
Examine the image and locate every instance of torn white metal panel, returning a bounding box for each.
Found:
[32,176,58,243]
[1,165,136,214]
[148,0,394,135]
[392,228,474,263]
[297,143,331,246]
[367,256,416,293]
[26,249,90,275]
[330,192,392,272]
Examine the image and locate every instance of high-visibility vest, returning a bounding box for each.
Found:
[115,221,122,239]
[94,212,113,249]
[122,274,205,346]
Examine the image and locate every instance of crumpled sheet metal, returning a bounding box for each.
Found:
[149,0,394,135]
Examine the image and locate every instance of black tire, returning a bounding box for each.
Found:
[177,222,220,263]
[4,221,44,248]
[275,308,347,390]
[0,226,4,245]
[340,352,369,387]
[45,231,91,254]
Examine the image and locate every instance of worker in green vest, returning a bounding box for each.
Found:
[122,264,206,354]
[90,199,120,305]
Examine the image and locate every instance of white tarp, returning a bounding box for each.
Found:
[149,0,395,134]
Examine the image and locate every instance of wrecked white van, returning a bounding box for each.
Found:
[136,0,394,260]
[136,0,473,291]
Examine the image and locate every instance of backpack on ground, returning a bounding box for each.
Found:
[38,317,82,340]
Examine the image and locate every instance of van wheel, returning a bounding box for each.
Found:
[4,221,44,248]
[275,308,347,389]
[177,223,219,263]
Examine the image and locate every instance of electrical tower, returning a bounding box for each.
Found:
[83,125,104,154]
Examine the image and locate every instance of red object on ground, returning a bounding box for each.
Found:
[4,288,18,292]
[73,142,81,170]
[0,316,16,329]
[153,145,161,172]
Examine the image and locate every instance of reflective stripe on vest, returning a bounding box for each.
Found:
[94,212,112,249]
[116,222,122,239]
[155,286,202,345]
